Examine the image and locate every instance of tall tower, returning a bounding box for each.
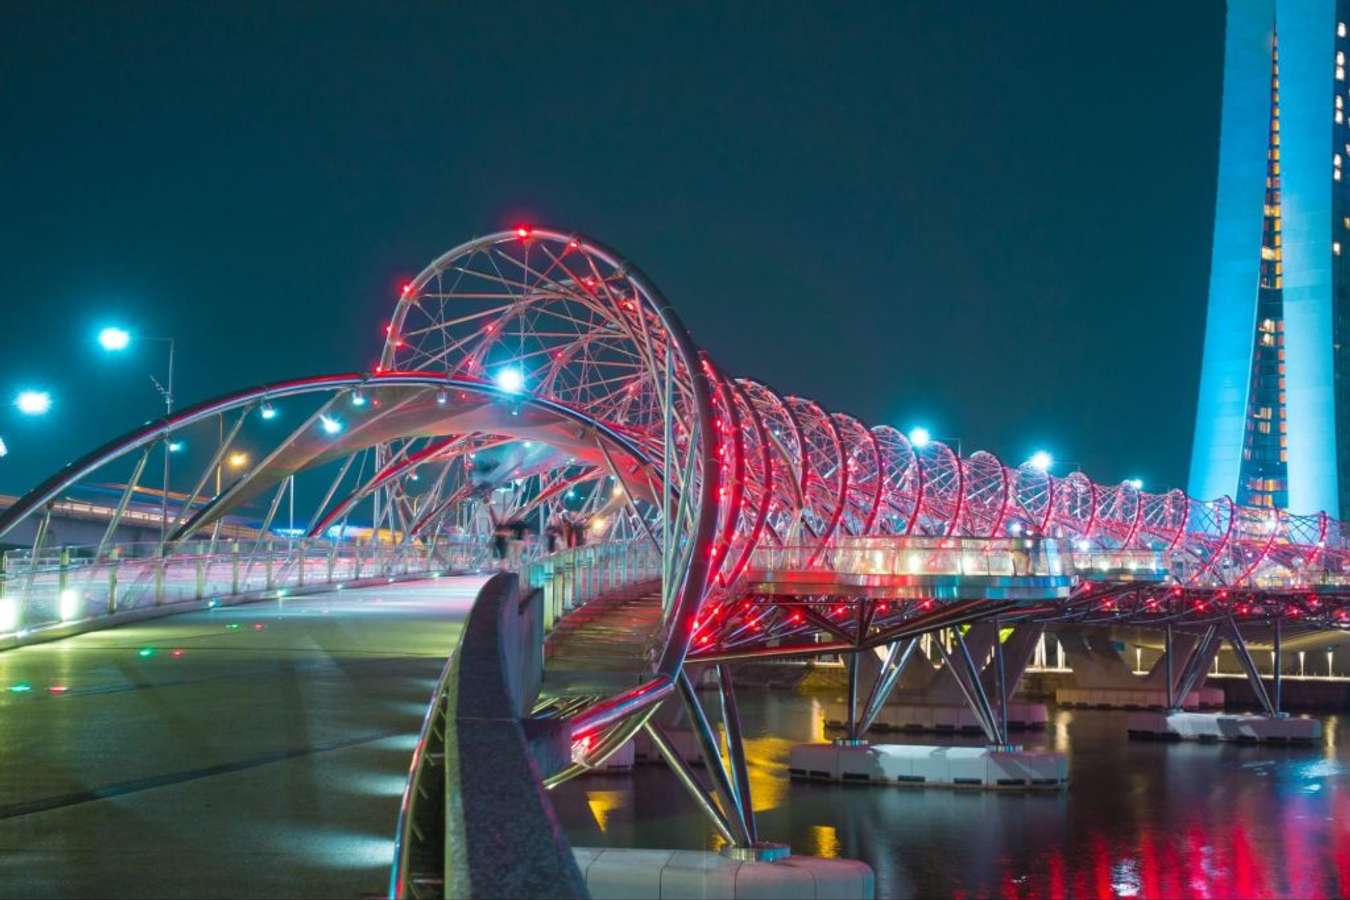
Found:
[1190,0,1347,517]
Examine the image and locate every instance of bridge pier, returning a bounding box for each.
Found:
[1052,626,1225,710]
[1125,621,1322,745]
[826,624,1050,736]
[795,622,1068,790]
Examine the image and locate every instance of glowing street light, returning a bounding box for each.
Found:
[320,415,343,435]
[15,390,51,416]
[1126,478,1144,490]
[351,390,366,407]
[495,367,525,394]
[908,426,931,449]
[1028,450,1053,473]
[260,402,277,420]
[167,441,185,453]
[98,326,131,351]
[227,451,250,469]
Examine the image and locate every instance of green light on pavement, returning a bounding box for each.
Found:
[137,647,156,658]
[9,681,32,693]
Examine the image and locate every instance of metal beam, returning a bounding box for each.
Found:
[857,639,917,737]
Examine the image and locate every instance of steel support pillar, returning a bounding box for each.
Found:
[1226,617,1275,716]
[934,628,1004,746]
[1171,625,1220,712]
[1273,617,1284,716]
[715,664,756,843]
[857,639,918,737]
[642,721,736,846]
[676,671,753,848]
[1164,625,1174,710]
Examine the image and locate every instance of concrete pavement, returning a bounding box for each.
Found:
[0,576,486,899]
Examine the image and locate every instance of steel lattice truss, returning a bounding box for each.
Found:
[5,227,1350,696]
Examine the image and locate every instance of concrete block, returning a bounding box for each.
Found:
[661,849,740,899]
[777,856,874,899]
[572,848,874,899]
[788,742,1067,790]
[1056,686,1214,710]
[1126,711,1321,744]
[583,848,673,899]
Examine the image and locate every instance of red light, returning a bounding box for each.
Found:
[47,685,68,694]
[401,283,412,295]
[170,649,185,658]
[515,225,532,239]
[253,623,265,631]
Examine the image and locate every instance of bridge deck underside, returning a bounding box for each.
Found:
[0,576,485,900]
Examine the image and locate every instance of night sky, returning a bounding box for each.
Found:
[0,1,1225,496]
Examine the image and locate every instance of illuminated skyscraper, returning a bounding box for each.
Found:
[1190,0,1349,516]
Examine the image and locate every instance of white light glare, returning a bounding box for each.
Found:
[59,588,80,623]
[260,403,277,420]
[1126,478,1144,490]
[0,437,7,458]
[351,391,366,407]
[495,367,525,393]
[167,441,185,453]
[320,415,343,435]
[98,327,131,351]
[15,391,51,416]
[1029,450,1053,472]
[0,597,17,633]
[908,427,931,449]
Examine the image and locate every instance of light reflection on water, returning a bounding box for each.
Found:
[553,691,1350,898]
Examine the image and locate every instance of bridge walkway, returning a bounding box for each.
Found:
[0,576,486,900]
[542,578,663,697]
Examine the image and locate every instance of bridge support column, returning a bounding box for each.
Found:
[856,639,918,738]
[1226,618,1275,716]
[230,542,240,595]
[1170,626,1220,714]
[678,670,755,848]
[107,550,119,615]
[934,626,1006,747]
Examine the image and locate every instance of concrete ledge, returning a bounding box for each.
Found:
[825,701,1048,734]
[573,847,873,899]
[1126,711,1322,744]
[787,742,1067,790]
[1056,685,1224,710]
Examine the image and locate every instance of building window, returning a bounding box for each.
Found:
[1341,21,1347,37]
[1340,66,1346,80]
[1336,241,1343,255]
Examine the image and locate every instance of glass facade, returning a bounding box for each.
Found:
[1191,0,1346,518]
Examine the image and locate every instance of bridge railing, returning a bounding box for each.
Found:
[0,536,490,643]
[527,540,661,632]
[743,536,1167,581]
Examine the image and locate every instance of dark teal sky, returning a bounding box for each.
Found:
[0,1,1224,495]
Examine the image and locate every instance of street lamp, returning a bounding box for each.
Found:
[495,367,525,393]
[1028,450,1054,473]
[99,326,176,542]
[907,426,962,457]
[97,327,131,351]
[15,390,51,416]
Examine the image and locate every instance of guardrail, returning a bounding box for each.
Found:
[0,536,490,645]
[391,572,583,900]
[527,540,662,632]
[744,536,1166,580]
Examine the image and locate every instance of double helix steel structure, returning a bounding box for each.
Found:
[4,228,1350,777]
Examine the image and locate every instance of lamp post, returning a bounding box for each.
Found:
[100,327,176,543]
